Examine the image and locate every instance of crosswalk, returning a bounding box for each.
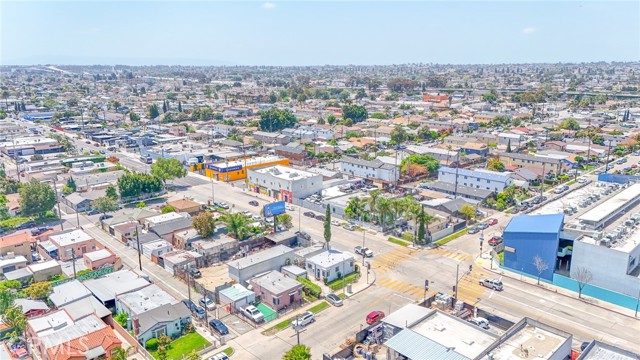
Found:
[376,277,438,301]
[428,247,474,262]
[454,270,487,304]
[370,247,416,275]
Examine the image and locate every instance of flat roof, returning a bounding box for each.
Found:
[49,280,92,307]
[307,250,354,268]
[219,284,254,302]
[251,165,320,180]
[578,340,640,360]
[28,259,60,272]
[488,323,569,359]
[83,269,150,303]
[382,304,435,329]
[145,211,185,224]
[412,310,497,359]
[49,229,93,247]
[84,249,113,261]
[229,245,294,270]
[209,155,284,170]
[505,214,564,234]
[579,184,640,224]
[117,283,178,315]
[385,329,468,360]
[251,271,301,294]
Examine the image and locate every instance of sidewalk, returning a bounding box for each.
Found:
[475,252,638,318]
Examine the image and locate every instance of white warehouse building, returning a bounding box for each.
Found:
[247,165,323,203]
[438,167,513,193]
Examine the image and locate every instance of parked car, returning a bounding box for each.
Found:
[331,219,341,226]
[182,299,197,312]
[470,317,489,329]
[354,246,374,257]
[249,200,259,206]
[242,305,264,323]
[295,231,311,240]
[194,306,206,319]
[325,293,343,307]
[31,227,52,236]
[209,319,229,335]
[303,211,316,218]
[467,226,479,234]
[316,215,326,221]
[343,224,356,231]
[487,218,498,226]
[479,278,504,291]
[577,178,587,184]
[488,236,503,246]
[477,223,489,230]
[286,204,295,211]
[189,268,202,278]
[242,210,252,217]
[207,353,229,360]
[16,221,35,230]
[99,214,113,221]
[292,311,315,328]
[200,297,216,311]
[366,311,385,324]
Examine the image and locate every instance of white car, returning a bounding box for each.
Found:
[207,353,229,360]
[291,311,315,328]
[331,219,341,226]
[577,178,587,184]
[242,210,252,217]
[242,305,264,323]
[286,204,295,211]
[252,215,263,221]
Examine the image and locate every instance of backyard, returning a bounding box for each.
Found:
[150,332,210,360]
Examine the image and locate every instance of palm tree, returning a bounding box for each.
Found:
[345,196,365,221]
[416,209,436,245]
[221,213,250,240]
[367,189,382,223]
[390,198,405,220]
[376,197,392,227]
[406,202,422,243]
[283,344,312,360]
[111,346,133,360]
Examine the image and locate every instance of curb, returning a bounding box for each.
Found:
[478,259,638,320]
[345,271,377,298]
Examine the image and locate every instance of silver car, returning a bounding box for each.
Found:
[326,293,343,307]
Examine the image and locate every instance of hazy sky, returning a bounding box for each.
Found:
[1,1,638,65]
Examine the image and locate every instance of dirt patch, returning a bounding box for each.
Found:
[197,264,232,291]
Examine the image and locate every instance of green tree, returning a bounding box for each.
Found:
[24,282,52,300]
[482,93,497,103]
[91,196,119,215]
[178,101,183,112]
[162,101,167,114]
[460,204,476,222]
[367,189,382,224]
[559,118,580,131]
[390,125,408,144]
[487,159,505,172]
[221,213,250,240]
[258,108,298,132]
[324,204,331,249]
[341,104,367,123]
[105,185,118,200]
[129,112,140,121]
[376,197,392,226]
[282,344,312,360]
[117,172,163,198]
[0,289,14,314]
[327,114,337,125]
[156,335,171,360]
[400,154,440,174]
[345,196,366,220]
[136,201,146,208]
[161,205,176,214]
[506,139,512,153]
[19,180,56,218]
[276,213,293,229]
[184,350,202,360]
[2,306,26,339]
[66,176,77,193]
[193,212,216,237]
[111,346,133,360]
[150,158,187,187]
[147,104,160,119]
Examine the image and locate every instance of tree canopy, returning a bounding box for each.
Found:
[258,108,298,132]
[19,180,56,217]
[400,154,440,173]
[150,158,187,185]
[117,173,163,198]
[193,212,216,237]
[559,118,580,131]
[342,104,367,123]
[390,125,408,144]
[282,345,312,360]
[91,196,119,214]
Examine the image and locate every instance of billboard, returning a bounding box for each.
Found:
[263,201,286,217]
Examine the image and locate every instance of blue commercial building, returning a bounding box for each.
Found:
[503,214,564,282]
[22,113,54,121]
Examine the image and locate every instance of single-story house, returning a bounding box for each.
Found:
[305,250,355,283]
[132,302,192,344]
[166,198,202,215]
[218,284,256,312]
[250,271,303,311]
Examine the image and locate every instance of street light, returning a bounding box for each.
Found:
[129,217,143,271]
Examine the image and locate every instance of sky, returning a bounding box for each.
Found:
[1,1,639,66]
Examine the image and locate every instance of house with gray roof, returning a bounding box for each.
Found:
[339,157,399,182]
[131,302,191,344]
[438,167,513,193]
[249,271,302,311]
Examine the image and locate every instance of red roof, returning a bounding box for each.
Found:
[0,231,35,247]
[45,326,122,360]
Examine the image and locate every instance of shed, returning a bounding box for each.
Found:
[218,283,255,310]
[281,265,307,279]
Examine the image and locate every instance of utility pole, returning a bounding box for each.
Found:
[454,263,459,301]
[295,313,301,345]
[187,270,192,304]
[76,208,81,228]
[540,162,546,199]
[53,178,64,231]
[453,152,460,199]
[362,230,366,265]
[210,176,215,204]
[604,139,613,174]
[134,223,142,271]
[71,248,77,278]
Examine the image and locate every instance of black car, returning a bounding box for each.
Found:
[189,268,202,278]
[181,299,197,312]
[295,231,311,240]
[303,211,315,218]
[209,319,229,335]
[30,226,52,236]
[99,214,113,221]
[87,209,100,215]
[249,200,259,206]
[16,221,36,230]
[316,215,326,221]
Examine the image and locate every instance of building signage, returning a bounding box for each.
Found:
[504,246,515,253]
[206,164,243,173]
[263,201,286,217]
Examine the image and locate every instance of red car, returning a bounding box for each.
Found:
[366,311,385,324]
[488,236,503,246]
[487,218,498,226]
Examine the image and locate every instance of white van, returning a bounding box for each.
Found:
[470,317,489,329]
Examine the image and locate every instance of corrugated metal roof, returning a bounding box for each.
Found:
[504,214,564,234]
[385,329,469,360]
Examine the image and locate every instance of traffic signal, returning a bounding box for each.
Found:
[452,285,456,293]
[424,280,429,290]
[469,265,473,272]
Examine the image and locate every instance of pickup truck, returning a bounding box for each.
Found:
[242,305,264,323]
[479,278,504,291]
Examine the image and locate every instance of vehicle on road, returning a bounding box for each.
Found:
[331,219,341,226]
[292,311,315,328]
[477,223,489,230]
[31,227,52,236]
[140,155,153,164]
[209,319,229,335]
[249,200,259,206]
[181,299,197,312]
[467,226,479,234]
[87,209,100,215]
[303,211,315,218]
[214,202,230,209]
[343,224,356,231]
[99,214,113,221]
[366,311,385,324]
[99,150,106,154]
[354,246,374,257]
[479,278,503,291]
[326,293,343,307]
[85,140,91,144]
[200,297,216,311]
[286,204,295,211]
[189,268,202,278]
[295,231,311,240]
[252,215,263,222]
[242,305,264,323]
[242,210,252,217]
[578,178,587,184]
[487,218,498,226]
[470,317,489,329]
[488,236,503,246]
[316,215,326,221]
[194,306,206,319]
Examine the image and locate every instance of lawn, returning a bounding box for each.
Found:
[327,272,360,290]
[308,301,330,313]
[151,332,210,360]
[388,237,410,247]
[262,301,331,335]
[435,228,468,246]
[222,347,234,356]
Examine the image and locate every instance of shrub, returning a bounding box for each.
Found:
[145,338,158,351]
[297,276,322,298]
